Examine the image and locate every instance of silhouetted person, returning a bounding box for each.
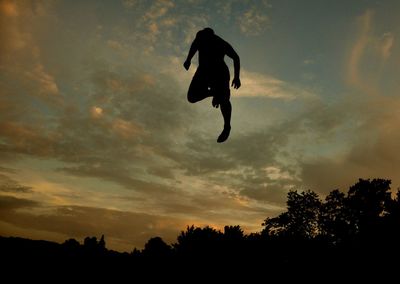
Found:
[184,27,241,143]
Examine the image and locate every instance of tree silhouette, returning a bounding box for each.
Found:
[63,238,80,249]
[262,190,321,239]
[320,189,352,243]
[174,225,224,260]
[142,237,171,259]
[84,236,98,249]
[223,225,244,240]
[346,179,392,239]
[99,234,106,250]
[2,178,400,281]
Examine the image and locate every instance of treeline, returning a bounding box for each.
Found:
[2,178,400,281]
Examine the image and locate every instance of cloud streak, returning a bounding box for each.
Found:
[239,70,314,99]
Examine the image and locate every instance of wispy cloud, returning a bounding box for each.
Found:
[238,1,270,36]
[0,174,32,193]
[380,32,394,61]
[346,9,396,95]
[239,70,314,99]
[25,63,59,96]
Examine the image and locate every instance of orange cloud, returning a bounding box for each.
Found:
[380,32,394,61]
[347,10,373,92]
[0,121,57,157]
[25,63,59,95]
[346,10,396,95]
[0,1,18,17]
[112,118,143,139]
[90,106,104,119]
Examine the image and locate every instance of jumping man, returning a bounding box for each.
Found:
[183,28,241,143]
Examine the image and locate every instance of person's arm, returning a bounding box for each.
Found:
[183,38,198,70]
[226,43,241,89]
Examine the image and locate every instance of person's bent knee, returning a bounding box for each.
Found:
[187,94,198,103]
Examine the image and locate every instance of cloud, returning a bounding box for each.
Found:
[293,10,400,194]
[112,118,143,139]
[239,70,314,99]
[1,45,193,196]
[346,9,396,95]
[299,94,400,194]
[121,0,272,56]
[0,174,33,193]
[0,0,62,116]
[0,194,187,251]
[0,166,16,174]
[90,106,104,119]
[122,0,136,9]
[0,0,345,248]
[2,1,399,254]
[238,1,270,36]
[59,164,176,195]
[0,0,18,17]
[25,63,59,96]
[0,195,39,211]
[0,192,274,251]
[0,121,58,159]
[380,32,394,60]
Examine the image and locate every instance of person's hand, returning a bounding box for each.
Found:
[183,60,191,70]
[231,77,241,89]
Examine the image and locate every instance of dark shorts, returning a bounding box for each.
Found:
[187,65,230,103]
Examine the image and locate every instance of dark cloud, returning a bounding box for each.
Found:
[0,166,16,174]
[299,95,400,194]
[59,164,176,195]
[146,166,175,180]
[240,183,290,206]
[0,174,33,193]
[300,132,400,194]
[0,195,39,211]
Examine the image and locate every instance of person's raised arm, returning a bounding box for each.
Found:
[226,43,241,89]
[183,38,198,70]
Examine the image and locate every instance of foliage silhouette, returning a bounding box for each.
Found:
[262,190,322,239]
[2,178,399,281]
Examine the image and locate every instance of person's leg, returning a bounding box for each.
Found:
[187,70,211,103]
[215,81,231,143]
[220,100,231,128]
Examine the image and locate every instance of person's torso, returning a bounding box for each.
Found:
[198,36,227,69]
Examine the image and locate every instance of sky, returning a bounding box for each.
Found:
[0,0,399,252]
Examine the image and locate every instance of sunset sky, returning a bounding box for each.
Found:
[1,0,399,252]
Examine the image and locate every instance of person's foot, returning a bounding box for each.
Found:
[217,125,231,143]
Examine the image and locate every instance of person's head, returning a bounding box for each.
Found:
[196,27,215,42]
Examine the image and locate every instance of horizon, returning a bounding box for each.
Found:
[1,0,400,252]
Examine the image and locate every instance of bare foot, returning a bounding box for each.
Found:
[217,125,231,143]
